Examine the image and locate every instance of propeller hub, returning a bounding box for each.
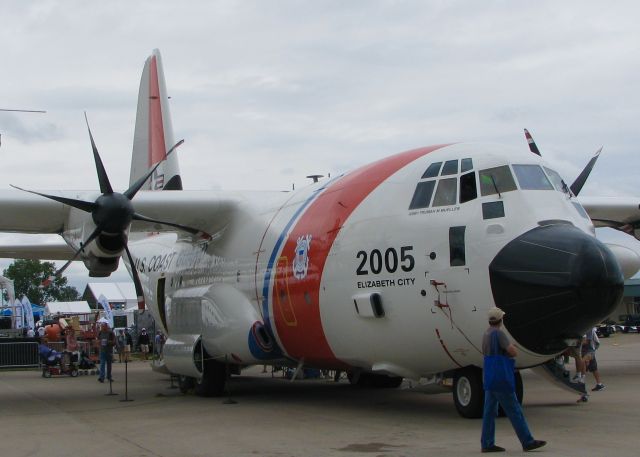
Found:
[93,193,134,233]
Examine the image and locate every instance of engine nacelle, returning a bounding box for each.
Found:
[162,284,276,371]
[163,334,203,378]
[63,206,127,277]
[605,243,640,279]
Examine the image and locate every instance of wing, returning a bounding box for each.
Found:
[0,189,241,256]
[578,196,640,237]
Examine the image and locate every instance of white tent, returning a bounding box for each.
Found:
[45,301,92,316]
[0,275,15,303]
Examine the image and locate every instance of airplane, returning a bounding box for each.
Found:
[1,49,639,418]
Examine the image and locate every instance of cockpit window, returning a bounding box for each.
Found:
[543,167,570,194]
[479,166,517,196]
[441,160,458,176]
[409,181,436,209]
[459,171,477,203]
[513,164,554,190]
[432,178,457,207]
[460,158,473,173]
[421,162,442,179]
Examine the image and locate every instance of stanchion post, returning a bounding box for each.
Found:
[120,358,133,402]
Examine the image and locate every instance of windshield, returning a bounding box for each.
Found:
[479,166,517,196]
[513,164,554,190]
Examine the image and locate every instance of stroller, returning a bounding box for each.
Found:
[39,344,79,378]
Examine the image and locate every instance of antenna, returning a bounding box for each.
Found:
[0,109,47,113]
[0,109,47,148]
[306,174,324,183]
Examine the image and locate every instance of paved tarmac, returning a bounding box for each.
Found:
[1,334,639,457]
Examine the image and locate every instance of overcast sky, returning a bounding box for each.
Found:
[1,0,640,292]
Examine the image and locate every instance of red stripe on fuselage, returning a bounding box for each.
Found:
[148,56,167,169]
[272,144,449,367]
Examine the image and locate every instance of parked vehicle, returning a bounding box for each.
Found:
[618,314,640,333]
[596,321,616,338]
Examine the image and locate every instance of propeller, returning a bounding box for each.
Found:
[11,114,210,309]
[523,128,602,196]
[524,128,541,156]
[569,147,602,196]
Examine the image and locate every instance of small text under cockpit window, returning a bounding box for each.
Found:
[432,178,457,207]
[441,160,458,176]
[513,164,554,190]
[421,162,442,179]
[479,166,517,196]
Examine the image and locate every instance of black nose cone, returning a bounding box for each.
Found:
[489,224,623,355]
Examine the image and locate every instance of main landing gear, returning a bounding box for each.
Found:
[452,366,523,418]
[178,358,228,397]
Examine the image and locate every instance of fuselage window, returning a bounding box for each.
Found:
[461,158,473,173]
[543,167,570,194]
[459,171,477,203]
[482,201,505,219]
[409,180,436,209]
[422,162,442,179]
[432,178,457,207]
[449,226,466,266]
[479,166,517,196]
[513,164,554,190]
[441,160,458,176]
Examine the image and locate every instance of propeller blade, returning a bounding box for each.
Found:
[524,129,541,156]
[132,212,211,240]
[10,185,96,213]
[123,139,184,200]
[84,113,113,195]
[44,224,104,283]
[122,243,145,309]
[570,147,602,196]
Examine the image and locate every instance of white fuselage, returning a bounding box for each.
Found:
[127,143,598,379]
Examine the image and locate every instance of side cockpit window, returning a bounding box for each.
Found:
[409,181,436,209]
[459,171,477,203]
[544,167,571,194]
[409,158,475,210]
[432,178,457,207]
[422,162,442,178]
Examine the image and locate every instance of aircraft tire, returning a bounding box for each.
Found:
[453,367,484,419]
[178,375,195,394]
[194,359,227,397]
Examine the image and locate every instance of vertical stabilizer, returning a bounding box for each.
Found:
[129,49,183,191]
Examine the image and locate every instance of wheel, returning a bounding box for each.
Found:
[43,369,52,378]
[194,359,227,397]
[178,375,195,394]
[70,369,79,377]
[453,367,484,418]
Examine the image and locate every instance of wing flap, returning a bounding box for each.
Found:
[0,238,75,260]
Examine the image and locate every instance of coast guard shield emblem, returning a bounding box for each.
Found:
[293,234,312,280]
